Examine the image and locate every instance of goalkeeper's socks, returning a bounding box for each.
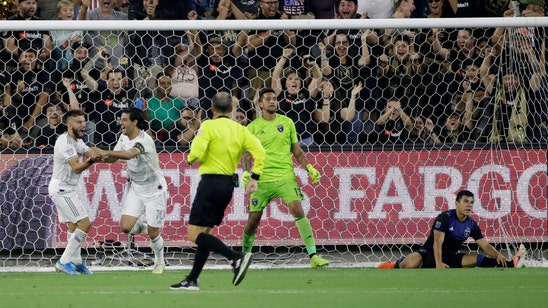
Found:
[295,217,317,255]
[242,231,256,253]
[196,233,240,260]
[151,235,164,264]
[60,229,87,264]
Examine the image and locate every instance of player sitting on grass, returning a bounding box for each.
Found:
[378,190,527,269]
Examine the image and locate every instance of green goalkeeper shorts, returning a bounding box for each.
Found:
[249,178,304,212]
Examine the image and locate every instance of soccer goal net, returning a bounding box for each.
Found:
[0,16,546,269]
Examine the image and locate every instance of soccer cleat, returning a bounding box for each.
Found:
[232,252,252,286]
[152,263,165,274]
[170,279,199,291]
[310,255,329,269]
[378,261,396,269]
[72,262,93,274]
[55,261,80,275]
[513,244,527,268]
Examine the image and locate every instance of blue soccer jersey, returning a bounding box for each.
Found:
[422,209,483,255]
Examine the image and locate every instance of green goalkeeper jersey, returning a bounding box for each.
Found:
[247,114,298,183]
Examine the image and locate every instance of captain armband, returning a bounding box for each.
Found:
[134,142,145,153]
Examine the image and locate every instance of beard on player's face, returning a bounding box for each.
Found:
[71,126,85,139]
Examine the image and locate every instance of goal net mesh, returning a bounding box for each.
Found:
[0,18,546,269]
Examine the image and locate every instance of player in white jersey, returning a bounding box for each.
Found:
[91,107,169,274]
[49,109,98,275]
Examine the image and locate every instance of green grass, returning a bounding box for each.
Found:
[1,267,547,307]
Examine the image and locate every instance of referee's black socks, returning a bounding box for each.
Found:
[196,233,241,260]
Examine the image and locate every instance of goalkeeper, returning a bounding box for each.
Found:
[241,88,329,269]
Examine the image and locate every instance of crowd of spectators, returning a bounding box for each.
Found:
[0,0,547,152]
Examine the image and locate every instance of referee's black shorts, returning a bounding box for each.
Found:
[189,174,235,228]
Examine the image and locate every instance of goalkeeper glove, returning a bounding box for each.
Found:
[306,164,321,184]
[241,170,250,187]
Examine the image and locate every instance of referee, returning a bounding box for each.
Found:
[170,92,266,291]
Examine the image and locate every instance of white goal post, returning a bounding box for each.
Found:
[0,17,546,269]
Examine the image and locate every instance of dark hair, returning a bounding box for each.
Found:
[42,100,67,114]
[461,28,474,37]
[212,92,233,113]
[258,88,276,101]
[456,190,474,202]
[108,68,126,79]
[71,40,91,51]
[18,48,38,56]
[393,34,411,45]
[340,0,358,5]
[63,109,86,124]
[121,107,148,130]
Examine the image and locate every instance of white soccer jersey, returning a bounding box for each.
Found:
[114,130,167,196]
[48,132,90,195]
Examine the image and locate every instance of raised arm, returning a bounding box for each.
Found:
[430,29,450,61]
[313,80,334,124]
[340,81,362,121]
[318,42,332,77]
[246,30,272,52]
[63,78,82,111]
[307,55,323,98]
[271,49,293,97]
[78,0,90,20]
[357,30,372,68]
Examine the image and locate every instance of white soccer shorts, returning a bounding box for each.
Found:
[122,186,168,228]
[50,194,88,223]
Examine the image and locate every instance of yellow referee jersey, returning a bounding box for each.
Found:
[187,117,265,176]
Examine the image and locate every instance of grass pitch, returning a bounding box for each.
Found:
[1,267,546,307]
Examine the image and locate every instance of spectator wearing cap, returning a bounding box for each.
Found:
[50,0,84,71]
[197,36,243,119]
[438,112,473,144]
